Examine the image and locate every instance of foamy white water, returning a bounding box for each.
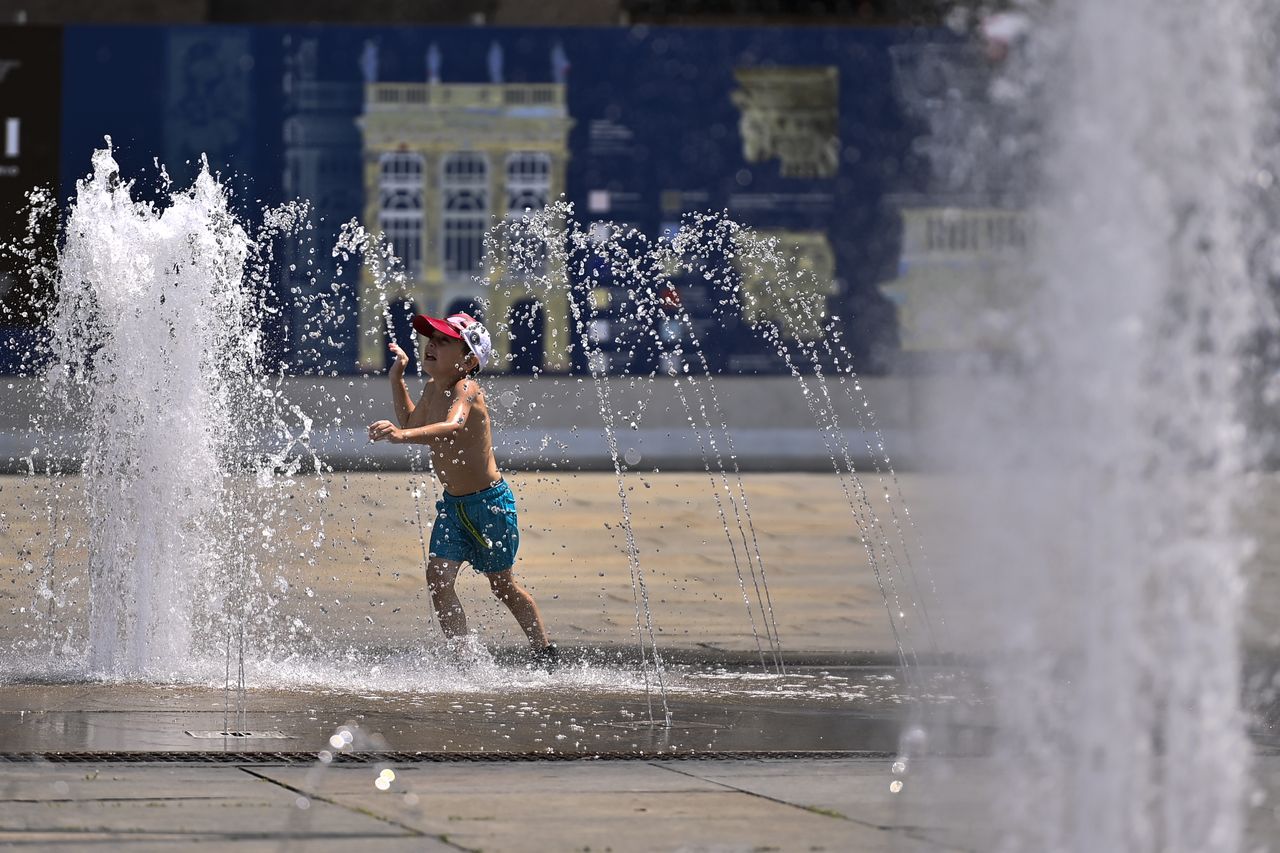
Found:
[44,143,293,678]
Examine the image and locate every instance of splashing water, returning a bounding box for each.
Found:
[483,203,935,720]
[38,141,318,678]
[929,1,1278,850]
[3,141,936,751]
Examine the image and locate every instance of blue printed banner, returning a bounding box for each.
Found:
[11,25,991,375]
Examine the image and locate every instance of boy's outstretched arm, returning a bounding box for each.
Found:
[369,380,475,444]
[388,342,414,428]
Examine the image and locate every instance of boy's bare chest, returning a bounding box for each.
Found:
[408,387,489,436]
[409,393,449,428]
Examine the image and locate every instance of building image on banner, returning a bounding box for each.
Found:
[47,25,934,377]
[355,40,574,373]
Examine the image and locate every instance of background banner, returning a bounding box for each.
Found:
[40,25,961,374]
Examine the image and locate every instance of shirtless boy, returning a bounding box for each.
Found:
[368,312,557,669]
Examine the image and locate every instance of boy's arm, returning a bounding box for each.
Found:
[370,379,476,444]
[388,343,413,427]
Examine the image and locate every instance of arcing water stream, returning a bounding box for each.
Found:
[334,201,932,725]
[484,204,936,715]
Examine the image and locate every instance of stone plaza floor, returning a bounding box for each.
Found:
[1,754,1277,851]
[0,472,1277,849]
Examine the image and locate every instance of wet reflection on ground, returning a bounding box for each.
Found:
[0,663,984,756]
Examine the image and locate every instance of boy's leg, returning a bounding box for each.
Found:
[486,569,548,648]
[426,556,467,638]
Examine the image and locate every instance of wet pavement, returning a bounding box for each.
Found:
[0,758,947,852]
[0,664,946,757]
[0,754,1276,852]
[0,470,1278,848]
[0,470,971,849]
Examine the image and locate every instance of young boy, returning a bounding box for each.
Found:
[367,312,557,669]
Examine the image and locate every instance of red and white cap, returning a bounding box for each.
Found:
[412,312,493,371]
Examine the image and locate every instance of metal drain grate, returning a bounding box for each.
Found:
[0,749,884,765]
[185,730,296,740]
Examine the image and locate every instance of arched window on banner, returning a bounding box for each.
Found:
[442,151,489,278]
[504,151,551,275]
[378,152,424,279]
[505,151,551,217]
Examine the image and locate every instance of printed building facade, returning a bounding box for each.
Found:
[356,45,574,372]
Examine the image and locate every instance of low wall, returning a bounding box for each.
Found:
[0,373,924,473]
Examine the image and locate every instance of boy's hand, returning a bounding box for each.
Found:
[388,342,409,376]
[368,419,405,443]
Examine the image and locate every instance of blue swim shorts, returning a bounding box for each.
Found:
[430,479,520,574]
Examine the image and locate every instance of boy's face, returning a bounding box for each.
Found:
[421,331,475,376]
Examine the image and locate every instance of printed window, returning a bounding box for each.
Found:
[505,151,551,217]
[378,152,425,278]
[442,151,490,277]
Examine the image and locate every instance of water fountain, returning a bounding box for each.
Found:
[0,128,937,767]
[917,1,1279,850]
[1,142,340,691]
[0,5,1274,849]
[0,5,1275,848]
[325,197,938,730]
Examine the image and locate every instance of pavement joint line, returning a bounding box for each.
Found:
[0,841,160,849]
[0,797,230,804]
[0,828,419,843]
[646,759,902,835]
[0,824,409,835]
[0,750,897,763]
[237,765,444,845]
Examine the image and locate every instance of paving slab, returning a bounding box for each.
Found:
[370,791,911,853]
[252,759,937,853]
[250,761,729,795]
[671,757,998,852]
[0,764,426,848]
[0,798,408,837]
[669,758,912,819]
[0,758,953,852]
[0,764,274,800]
[0,754,1275,851]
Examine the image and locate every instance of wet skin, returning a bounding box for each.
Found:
[368,334,548,649]
[367,334,499,496]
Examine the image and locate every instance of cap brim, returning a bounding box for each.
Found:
[413,315,461,339]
